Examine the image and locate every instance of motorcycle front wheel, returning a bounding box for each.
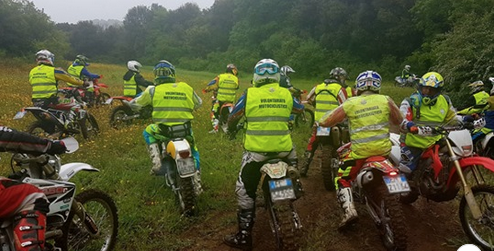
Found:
[459,184,494,250]
[109,106,134,130]
[79,113,100,140]
[294,109,314,128]
[57,189,119,251]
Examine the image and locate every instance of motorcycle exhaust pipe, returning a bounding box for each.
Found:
[287,165,300,179]
[356,170,374,188]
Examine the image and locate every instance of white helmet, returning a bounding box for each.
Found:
[405,65,411,71]
[35,50,54,66]
[253,59,280,86]
[280,65,295,76]
[127,60,142,72]
[355,70,382,93]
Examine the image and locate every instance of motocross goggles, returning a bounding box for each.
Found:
[255,63,279,75]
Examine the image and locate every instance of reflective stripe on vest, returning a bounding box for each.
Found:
[405,95,449,148]
[314,83,342,121]
[342,94,391,159]
[67,65,84,86]
[124,73,137,97]
[151,82,195,126]
[216,73,239,102]
[29,65,57,99]
[244,83,293,152]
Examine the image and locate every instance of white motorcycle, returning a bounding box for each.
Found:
[0,138,118,251]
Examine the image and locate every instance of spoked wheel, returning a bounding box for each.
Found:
[95,93,111,107]
[80,113,100,140]
[294,109,314,128]
[109,106,134,130]
[321,145,337,191]
[175,176,196,216]
[267,199,301,251]
[459,185,494,250]
[57,189,118,251]
[367,185,407,251]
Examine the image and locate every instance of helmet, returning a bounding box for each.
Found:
[330,67,349,82]
[418,72,444,105]
[468,80,484,94]
[127,60,142,72]
[226,64,238,76]
[253,59,280,86]
[35,50,54,66]
[280,65,295,76]
[75,54,89,66]
[405,65,411,71]
[355,70,382,93]
[153,60,176,83]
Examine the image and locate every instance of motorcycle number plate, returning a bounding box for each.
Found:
[269,178,296,201]
[316,126,330,136]
[176,158,196,177]
[383,174,411,194]
[104,98,113,105]
[13,111,27,120]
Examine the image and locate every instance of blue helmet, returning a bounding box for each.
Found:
[355,70,382,93]
[153,60,176,83]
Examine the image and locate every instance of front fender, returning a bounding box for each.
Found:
[447,156,494,186]
[59,162,99,181]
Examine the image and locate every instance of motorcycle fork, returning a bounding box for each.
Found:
[470,165,486,186]
[71,200,100,236]
[446,140,482,219]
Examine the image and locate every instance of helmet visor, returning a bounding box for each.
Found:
[255,63,279,75]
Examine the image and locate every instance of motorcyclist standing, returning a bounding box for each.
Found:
[123,60,153,98]
[67,55,101,104]
[318,70,403,229]
[223,59,304,250]
[457,80,489,115]
[203,64,239,133]
[29,50,84,109]
[401,65,411,84]
[0,125,67,251]
[130,60,203,194]
[299,67,349,177]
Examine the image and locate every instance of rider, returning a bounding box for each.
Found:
[223,59,304,250]
[398,72,458,175]
[279,65,296,92]
[401,64,411,83]
[0,125,67,251]
[67,55,101,104]
[299,67,349,177]
[318,70,402,229]
[130,60,203,193]
[457,80,489,115]
[203,64,239,133]
[29,50,84,109]
[123,60,153,98]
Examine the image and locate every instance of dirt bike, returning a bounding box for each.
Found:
[217,101,235,133]
[390,123,494,250]
[14,98,99,140]
[337,143,410,251]
[60,78,110,107]
[152,123,200,216]
[292,88,314,128]
[107,96,152,129]
[394,74,419,88]
[314,124,345,191]
[0,137,118,251]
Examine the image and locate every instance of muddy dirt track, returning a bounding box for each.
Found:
[180,155,467,251]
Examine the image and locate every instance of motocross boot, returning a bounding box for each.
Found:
[224,209,255,250]
[209,119,219,133]
[337,187,358,230]
[193,171,204,195]
[147,143,162,175]
[299,151,313,177]
[13,210,46,251]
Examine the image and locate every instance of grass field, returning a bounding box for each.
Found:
[0,62,417,250]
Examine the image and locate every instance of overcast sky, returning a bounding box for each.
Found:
[30,0,216,24]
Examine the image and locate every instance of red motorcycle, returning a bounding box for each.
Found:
[61,78,110,107]
[106,96,152,129]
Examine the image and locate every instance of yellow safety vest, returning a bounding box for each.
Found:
[342,94,391,159]
[67,65,84,86]
[29,65,57,99]
[314,83,342,121]
[216,73,239,102]
[346,87,353,98]
[152,82,195,126]
[405,95,449,149]
[244,83,293,152]
[124,73,137,97]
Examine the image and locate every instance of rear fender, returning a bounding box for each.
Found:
[96,83,108,88]
[261,161,288,179]
[447,156,494,186]
[59,163,99,181]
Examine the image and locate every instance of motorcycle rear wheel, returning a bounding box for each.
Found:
[27,121,59,139]
[267,199,301,251]
[321,145,336,191]
[459,184,494,250]
[57,189,119,251]
[175,176,196,216]
[294,109,314,128]
[109,106,134,130]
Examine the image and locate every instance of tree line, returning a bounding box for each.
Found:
[2,0,494,106]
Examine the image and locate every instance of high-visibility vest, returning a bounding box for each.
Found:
[67,64,84,86]
[244,83,293,152]
[216,73,239,102]
[314,83,342,121]
[152,82,195,126]
[124,73,137,97]
[29,65,57,99]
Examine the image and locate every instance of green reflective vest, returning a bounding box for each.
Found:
[314,82,342,121]
[29,65,57,99]
[152,82,195,126]
[216,73,239,102]
[343,94,391,159]
[405,95,449,149]
[346,87,353,98]
[244,83,293,152]
[124,73,137,97]
[67,65,84,86]
[459,91,489,115]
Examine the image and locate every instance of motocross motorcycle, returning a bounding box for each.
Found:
[0,137,118,251]
[390,123,494,250]
[14,98,99,140]
[153,123,200,216]
[336,142,410,251]
[60,78,110,107]
[394,74,419,88]
[292,88,314,129]
[107,96,152,129]
[217,101,235,133]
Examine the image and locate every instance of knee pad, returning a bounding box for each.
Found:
[13,210,46,251]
